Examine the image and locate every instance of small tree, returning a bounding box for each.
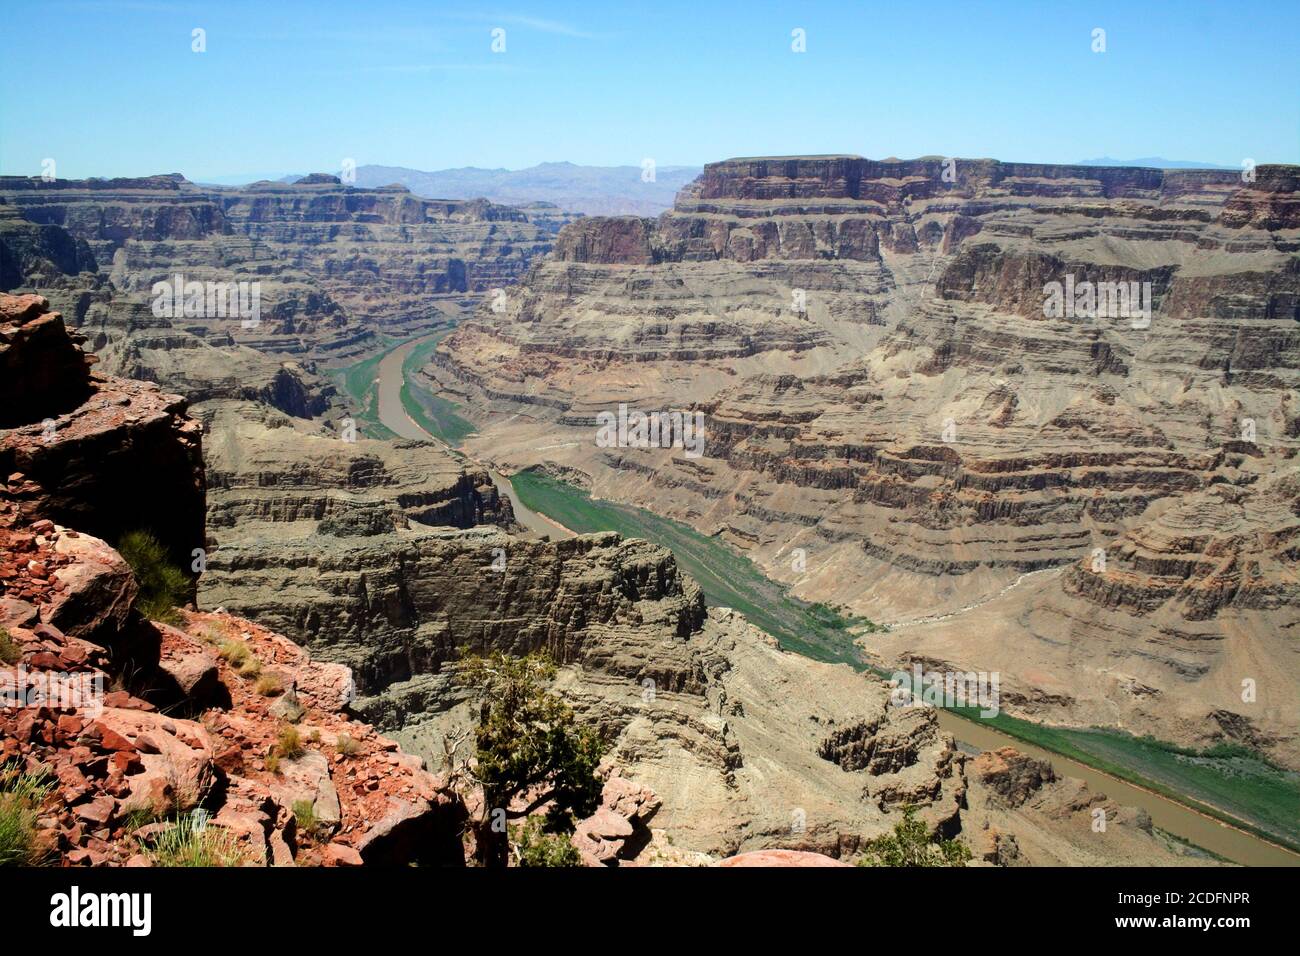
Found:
[511,816,583,867]
[856,805,972,867]
[460,652,604,867]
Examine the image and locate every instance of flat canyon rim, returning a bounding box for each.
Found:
[366,334,1300,868]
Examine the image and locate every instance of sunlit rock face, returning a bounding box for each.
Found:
[435,155,1300,766]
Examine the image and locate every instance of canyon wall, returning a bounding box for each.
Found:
[0,266,1223,866]
[0,172,557,358]
[433,155,1300,767]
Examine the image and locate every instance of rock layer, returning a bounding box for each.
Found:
[0,172,558,359]
[434,155,1300,765]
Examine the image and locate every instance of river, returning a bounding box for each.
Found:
[376,332,1299,867]
[375,335,571,538]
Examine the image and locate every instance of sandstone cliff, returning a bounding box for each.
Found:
[0,173,557,359]
[432,155,1300,767]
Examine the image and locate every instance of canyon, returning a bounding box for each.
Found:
[2,153,1289,863]
[428,155,1300,775]
[0,172,557,360]
[0,289,1208,866]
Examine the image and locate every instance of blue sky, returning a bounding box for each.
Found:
[1,0,1296,180]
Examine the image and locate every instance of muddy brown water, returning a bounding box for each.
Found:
[936,711,1298,867]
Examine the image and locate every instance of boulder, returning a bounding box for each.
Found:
[87,707,215,813]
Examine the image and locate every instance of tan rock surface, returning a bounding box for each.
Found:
[433,155,1300,765]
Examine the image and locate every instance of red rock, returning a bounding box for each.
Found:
[323,842,364,867]
[27,651,63,670]
[58,642,88,666]
[92,724,137,753]
[715,850,852,867]
[157,645,224,704]
[111,751,143,774]
[76,795,115,826]
[103,690,151,711]
[59,820,85,847]
[55,764,90,801]
[14,712,39,742]
[94,708,215,813]
[571,809,635,865]
[57,713,84,737]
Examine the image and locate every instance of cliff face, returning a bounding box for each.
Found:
[434,154,1300,766]
[0,173,557,359]
[200,527,703,713]
[0,295,204,571]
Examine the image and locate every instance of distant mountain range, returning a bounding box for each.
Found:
[200,163,701,216]
[1074,157,1237,170]
[202,157,1242,212]
[345,162,702,216]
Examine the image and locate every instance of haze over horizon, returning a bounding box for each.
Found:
[2,0,1296,181]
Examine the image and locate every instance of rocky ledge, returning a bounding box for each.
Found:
[0,510,466,866]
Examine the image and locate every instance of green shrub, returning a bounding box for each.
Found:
[292,800,317,835]
[0,763,54,866]
[117,530,189,624]
[0,628,21,666]
[146,813,251,867]
[335,733,361,757]
[856,805,972,867]
[461,652,605,867]
[274,724,304,760]
[512,816,582,867]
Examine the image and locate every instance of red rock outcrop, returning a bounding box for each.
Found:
[1,294,205,572]
[570,773,660,866]
[0,289,465,866]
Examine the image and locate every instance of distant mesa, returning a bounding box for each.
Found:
[295,173,343,185]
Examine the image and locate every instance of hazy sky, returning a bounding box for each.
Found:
[2,0,1297,180]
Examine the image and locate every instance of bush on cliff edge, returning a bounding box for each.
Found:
[856,806,972,867]
[117,530,189,625]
